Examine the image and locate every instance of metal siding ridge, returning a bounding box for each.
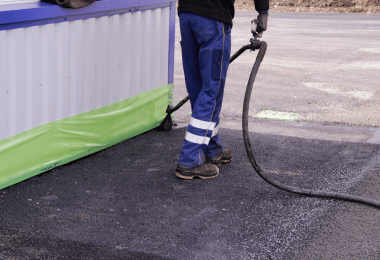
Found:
[60,22,71,120]
[73,20,84,115]
[150,8,161,91]
[25,26,34,130]
[7,29,17,137]
[95,16,109,109]
[31,26,42,130]
[40,25,49,124]
[47,23,57,124]
[69,20,84,116]
[0,30,8,139]
[83,18,96,112]
[55,22,64,120]
[141,9,152,94]
[15,28,26,136]
[119,12,131,102]
[108,14,120,105]
[160,7,170,87]
[130,11,142,98]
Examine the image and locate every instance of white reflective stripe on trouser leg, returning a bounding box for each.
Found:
[185,132,210,145]
[189,117,216,131]
[211,124,219,137]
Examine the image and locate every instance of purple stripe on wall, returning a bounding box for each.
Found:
[168,1,176,85]
[138,0,173,6]
[136,3,170,12]
[0,0,174,31]
[0,7,135,31]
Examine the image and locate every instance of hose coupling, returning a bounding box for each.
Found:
[250,38,261,51]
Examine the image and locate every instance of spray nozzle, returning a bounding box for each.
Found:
[251,19,263,39]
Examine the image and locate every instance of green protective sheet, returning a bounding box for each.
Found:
[0,84,172,190]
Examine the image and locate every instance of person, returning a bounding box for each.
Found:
[175,0,269,180]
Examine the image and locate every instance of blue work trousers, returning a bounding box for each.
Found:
[178,12,232,167]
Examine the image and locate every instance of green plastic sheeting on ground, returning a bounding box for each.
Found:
[0,84,172,190]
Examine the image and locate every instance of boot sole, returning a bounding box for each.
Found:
[207,157,232,168]
[175,171,219,180]
[221,158,232,163]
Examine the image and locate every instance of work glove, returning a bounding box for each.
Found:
[251,13,268,37]
[256,13,268,32]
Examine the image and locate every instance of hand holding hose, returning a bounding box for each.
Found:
[251,13,268,38]
[256,13,268,32]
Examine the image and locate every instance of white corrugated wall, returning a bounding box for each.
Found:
[0,7,170,141]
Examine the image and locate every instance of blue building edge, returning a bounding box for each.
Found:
[0,0,175,31]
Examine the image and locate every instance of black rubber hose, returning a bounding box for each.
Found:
[167,96,190,114]
[230,44,252,63]
[243,41,380,209]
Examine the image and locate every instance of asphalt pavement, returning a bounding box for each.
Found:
[174,12,380,127]
[1,11,380,260]
[1,121,380,259]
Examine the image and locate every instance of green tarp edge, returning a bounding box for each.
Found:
[0,84,172,190]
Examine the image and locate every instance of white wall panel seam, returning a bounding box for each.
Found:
[95,16,108,109]
[83,18,96,112]
[119,13,130,102]
[0,30,9,139]
[32,26,42,130]
[160,7,170,87]
[130,11,142,98]
[151,9,160,91]
[7,29,17,137]
[47,24,56,124]
[25,26,34,130]
[61,22,70,120]
[141,10,152,94]
[108,14,121,105]
[55,22,64,120]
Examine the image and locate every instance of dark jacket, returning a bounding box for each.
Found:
[178,0,269,26]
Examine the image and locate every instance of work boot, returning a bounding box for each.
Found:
[205,148,233,168]
[175,164,219,180]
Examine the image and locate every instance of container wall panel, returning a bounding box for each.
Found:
[0,7,170,141]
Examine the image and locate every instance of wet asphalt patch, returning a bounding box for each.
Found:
[1,126,380,259]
